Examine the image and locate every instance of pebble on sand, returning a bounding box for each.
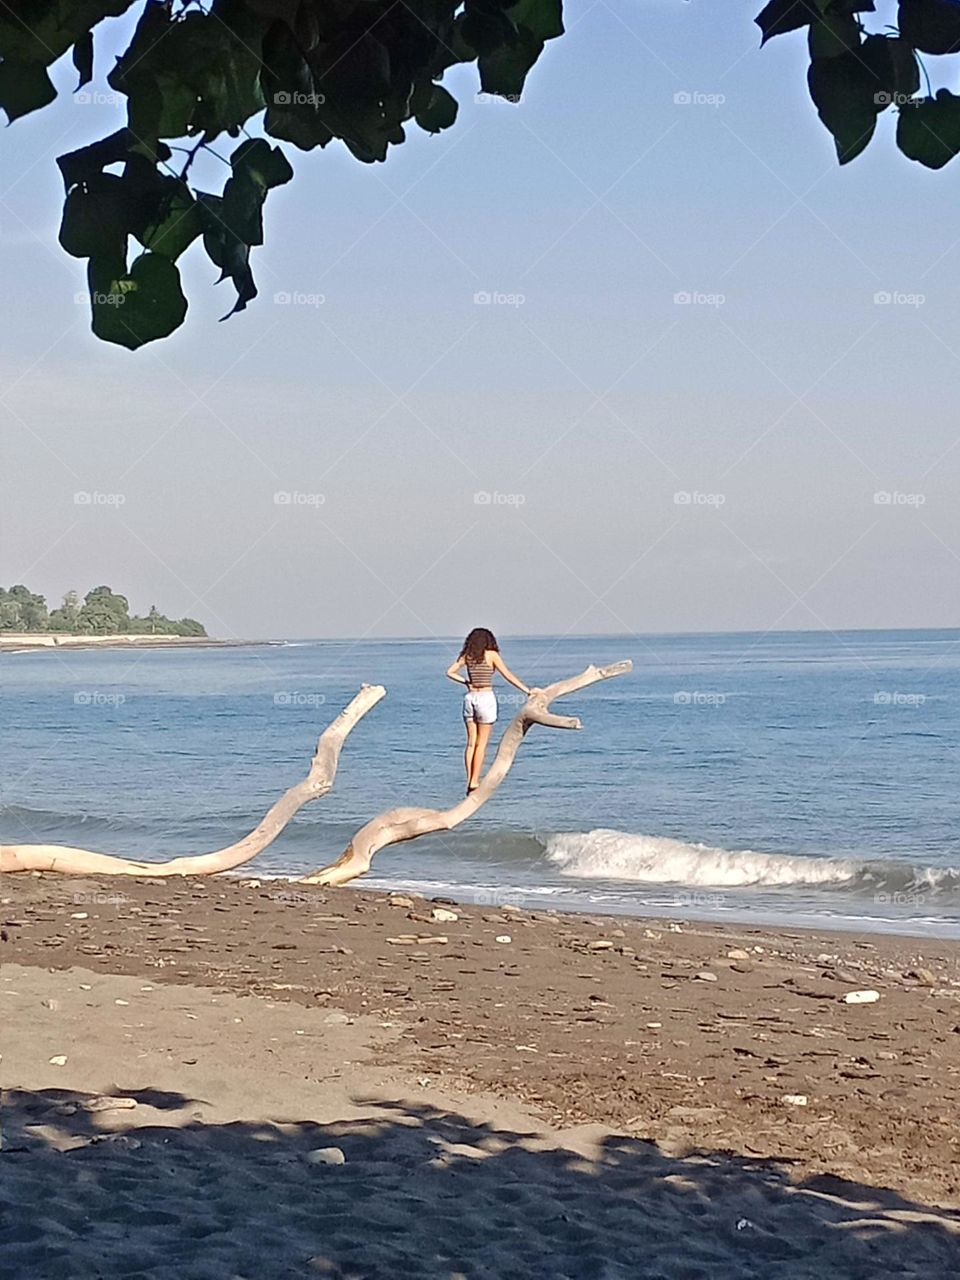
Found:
[432,908,459,922]
[48,1055,67,1066]
[843,990,881,1004]
[305,1147,346,1166]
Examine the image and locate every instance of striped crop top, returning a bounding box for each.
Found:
[465,656,494,688]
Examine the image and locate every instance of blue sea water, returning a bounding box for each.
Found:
[3,630,960,939]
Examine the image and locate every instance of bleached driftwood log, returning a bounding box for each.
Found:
[0,684,385,876]
[300,660,632,887]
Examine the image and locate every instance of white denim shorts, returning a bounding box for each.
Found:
[463,689,497,725]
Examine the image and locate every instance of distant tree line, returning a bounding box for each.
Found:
[0,584,206,636]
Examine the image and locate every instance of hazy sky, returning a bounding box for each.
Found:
[2,1,958,641]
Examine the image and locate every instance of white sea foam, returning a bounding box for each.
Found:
[544,829,865,888]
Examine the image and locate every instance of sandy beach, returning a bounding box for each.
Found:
[2,874,959,1278]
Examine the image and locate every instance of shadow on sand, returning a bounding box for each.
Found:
[3,1087,958,1279]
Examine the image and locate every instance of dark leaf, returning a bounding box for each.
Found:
[897,88,960,167]
[757,0,875,44]
[59,175,128,259]
[73,33,94,90]
[898,0,960,54]
[0,60,56,122]
[87,251,188,349]
[478,26,543,100]
[807,52,879,163]
[414,85,459,133]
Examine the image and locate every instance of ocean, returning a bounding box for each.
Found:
[3,630,960,939]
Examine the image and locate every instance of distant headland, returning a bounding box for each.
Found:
[0,584,230,652]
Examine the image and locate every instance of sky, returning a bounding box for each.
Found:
[1,0,959,642]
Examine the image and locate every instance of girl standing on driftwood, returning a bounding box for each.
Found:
[446,627,534,793]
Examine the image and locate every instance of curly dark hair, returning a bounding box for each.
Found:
[461,627,499,664]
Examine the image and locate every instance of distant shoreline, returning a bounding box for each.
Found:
[0,633,268,654]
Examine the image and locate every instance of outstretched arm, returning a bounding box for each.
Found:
[491,650,531,695]
[446,655,468,686]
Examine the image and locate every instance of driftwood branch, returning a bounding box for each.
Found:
[0,684,386,877]
[300,660,632,887]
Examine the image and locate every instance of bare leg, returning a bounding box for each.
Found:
[464,719,477,786]
[469,722,493,789]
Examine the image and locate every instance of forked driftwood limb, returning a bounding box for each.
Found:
[300,660,632,887]
[0,685,386,876]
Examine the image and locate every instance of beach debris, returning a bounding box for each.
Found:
[782,1094,808,1106]
[906,968,937,986]
[727,949,751,961]
[58,1095,138,1115]
[588,940,615,951]
[114,999,129,1006]
[646,1022,662,1029]
[240,879,261,888]
[843,990,881,1005]
[495,935,512,944]
[306,1146,346,1166]
[41,998,60,1011]
[695,971,718,982]
[48,1055,67,1066]
[323,1012,352,1025]
[70,912,88,920]
[388,894,415,909]
[79,983,91,990]
[388,934,448,946]
[431,908,459,923]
